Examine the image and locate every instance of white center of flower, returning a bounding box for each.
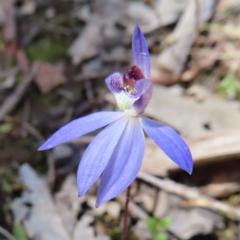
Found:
[115,87,139,117]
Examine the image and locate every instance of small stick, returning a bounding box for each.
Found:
[46,152,56,190]
[138,171,240,220]
[0,64,38,121]
[73,72,108,82]
[22,120,55,189]
[0,226,16,240]
[121,185,131,240]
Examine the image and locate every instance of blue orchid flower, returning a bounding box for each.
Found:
[38,25,193,207]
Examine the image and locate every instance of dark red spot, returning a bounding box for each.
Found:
[123,65,145,87]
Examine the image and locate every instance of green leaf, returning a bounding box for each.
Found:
[146,217,171,240]
[146,217,159,236]
[0,41,4,51]
[13,222,28,240]
[218,75,240,98]
[159,217,171,229]
[156,232,168,240]
[0,123,12,134]
[27,38,70,64]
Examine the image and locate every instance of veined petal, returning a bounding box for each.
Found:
[133,78,153,114]
[105,72,124,94]
[96,117,145,207]
[38,111,124,150]
[132,25,150,79]
[140,117,193,174]
[78,116,128,196]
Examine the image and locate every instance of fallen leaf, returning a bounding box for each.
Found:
[68,23,100,65]
[141,128,240,176]
[55,174,86,234]
[3,1,16,42]
[126,0,189,34]
[199,183,240,198]
[0,74,15,90]
[13,164,71,240]
[73,214,110,240]
[145,84,240,137]
[16,48,29,73]
[167,208,222,239]
[34,62,67,93]
[156,0,216,76]
[87,196,121,218]
[126,2,159,33]
[154,191,169,218]
[20,0,36,15]
[132,220,152,240]
[133,183,156,213]
[154,0,188,26]
[0,1,5,24]
[73,215,95,240]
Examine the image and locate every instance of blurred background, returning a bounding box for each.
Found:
[1,0,240,239]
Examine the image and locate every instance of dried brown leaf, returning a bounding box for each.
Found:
[68,24,100,65]
[34,62,67,93]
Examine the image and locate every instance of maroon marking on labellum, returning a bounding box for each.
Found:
[123,65,145,87]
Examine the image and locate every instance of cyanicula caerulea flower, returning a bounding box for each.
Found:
[38,25,193,207]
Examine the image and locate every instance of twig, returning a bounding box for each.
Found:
[194,0,200,37]
[0,226,16,240]
[199,182,240,198]
[0,66,19,78]
[22,121,44,141]
[22,120,55,190]
[0,64,38,121]
[40,22,74,35]
[182,41,224,81]
[46,152,56,190]
[84,81,94,101]
[138,171,240,220]
[73,71,109,82]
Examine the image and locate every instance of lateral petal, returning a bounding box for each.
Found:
[132,25,150,79]
[78,116,128,196]
[140,117,193,174]
[96,117,145,207]
[133,78,153,114]
[38,111,124,150]
[105,72,124,94]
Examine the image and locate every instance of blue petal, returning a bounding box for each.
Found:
[140,117,193,174]
[96,117,145,207]
[134,78,153,114]
[78,116,129,196]
[132,25,150,79]
[105,72,123,94]
[38,111,124,150]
